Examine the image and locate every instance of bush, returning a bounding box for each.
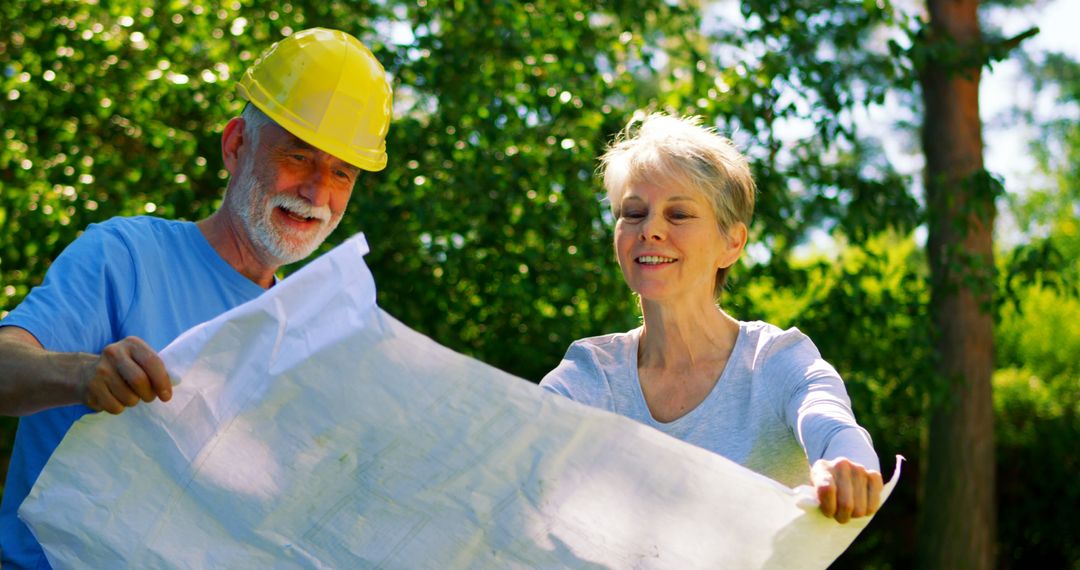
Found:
[995,368,1080,567]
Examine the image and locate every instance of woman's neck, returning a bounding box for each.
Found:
[638,297,739,370]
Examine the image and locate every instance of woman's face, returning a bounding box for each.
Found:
[614,181,743,306]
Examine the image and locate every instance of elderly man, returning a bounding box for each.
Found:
[0,28,392,568]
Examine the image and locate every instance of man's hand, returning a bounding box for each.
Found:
[811,457,883,524]
[78,337,172,414]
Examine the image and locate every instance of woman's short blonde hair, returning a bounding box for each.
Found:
[599,113,757,294]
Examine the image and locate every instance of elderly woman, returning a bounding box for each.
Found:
[541,114,882,524]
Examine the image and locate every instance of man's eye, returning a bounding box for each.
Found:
[334,169,351,180]
[290,153,307,162]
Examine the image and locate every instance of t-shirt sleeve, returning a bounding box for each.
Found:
[1,222,136,353]
[762,328,880,472]
[539,342,612,409]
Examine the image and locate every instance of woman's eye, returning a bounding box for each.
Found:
[668,210,694,220]
[622,210,646,220]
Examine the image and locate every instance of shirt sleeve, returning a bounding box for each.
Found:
[1,222,136,354]
[539,342,614,410]
[762,328,880,472]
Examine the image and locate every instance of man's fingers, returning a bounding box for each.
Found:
[101,340,152,403]
[95,337,171,408]
[131,341,171,402]
[107,374,142,408]
[116,356,155,403]
[86,383,125,415]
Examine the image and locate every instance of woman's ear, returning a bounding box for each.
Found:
[719,222,748,268]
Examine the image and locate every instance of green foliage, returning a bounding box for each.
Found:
[346,0,681,379]
[997,283,1080,401]
[1,0,1077,566]
[994,368,1080,567]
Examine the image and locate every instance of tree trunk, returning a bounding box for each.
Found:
[917,0,996,568]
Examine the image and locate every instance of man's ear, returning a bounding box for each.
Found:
[221,117,247,176]
[719,222,748,269]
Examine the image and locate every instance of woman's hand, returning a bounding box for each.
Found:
[810,457,883,523]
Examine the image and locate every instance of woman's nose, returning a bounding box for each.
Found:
[639,214,665,241]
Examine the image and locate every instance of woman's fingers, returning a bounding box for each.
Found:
[851,470,868,519]
[867,470,884,515]
[812,457,884,524]
[816,470,837,518]
[834,460,854,523]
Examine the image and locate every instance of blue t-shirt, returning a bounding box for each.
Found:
[0,216,266,569]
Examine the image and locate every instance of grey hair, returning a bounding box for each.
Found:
[599,113,757,296]
[240,103,275,150]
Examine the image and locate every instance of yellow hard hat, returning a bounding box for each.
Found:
[238,28,393,171]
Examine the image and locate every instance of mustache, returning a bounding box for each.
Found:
[268,194,332,223]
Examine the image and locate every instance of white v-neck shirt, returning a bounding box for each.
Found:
[541,320,879,487]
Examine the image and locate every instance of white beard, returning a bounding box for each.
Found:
[228,167,341,266]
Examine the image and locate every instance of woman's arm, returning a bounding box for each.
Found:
[763,327,883,523]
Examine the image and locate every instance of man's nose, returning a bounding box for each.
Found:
[298,167,332,207]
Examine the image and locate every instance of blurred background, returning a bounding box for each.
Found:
[1,0,1076,567]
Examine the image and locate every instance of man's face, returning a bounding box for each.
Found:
[229,122,361,265]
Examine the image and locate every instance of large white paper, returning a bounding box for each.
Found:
[21,234,901,569]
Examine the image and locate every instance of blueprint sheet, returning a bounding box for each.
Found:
[20,234,901,569]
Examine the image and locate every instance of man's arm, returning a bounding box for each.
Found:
[0,326,172,417]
